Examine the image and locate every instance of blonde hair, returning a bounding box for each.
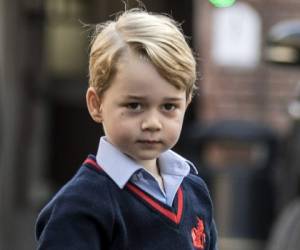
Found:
[89,9,196,98]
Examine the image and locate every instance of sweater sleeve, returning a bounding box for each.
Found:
[198,178,219,250]
[209,219,219,250]
[187,174,219,250]
[36,171,114,250]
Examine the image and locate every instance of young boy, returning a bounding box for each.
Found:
[36,9,218,250]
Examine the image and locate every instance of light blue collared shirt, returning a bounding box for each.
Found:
[96,137,198,206]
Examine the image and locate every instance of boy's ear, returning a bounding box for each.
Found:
[86,87,102,123]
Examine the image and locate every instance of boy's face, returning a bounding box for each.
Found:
[92,54,190,168]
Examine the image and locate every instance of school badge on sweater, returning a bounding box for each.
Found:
[191,217,206,249]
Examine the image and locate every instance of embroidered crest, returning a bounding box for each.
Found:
[191,217,206,249]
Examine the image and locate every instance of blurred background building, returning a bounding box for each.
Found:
[1,0,300,249]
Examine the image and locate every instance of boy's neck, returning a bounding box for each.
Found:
[139,159,159,176]
[140,159,165,193]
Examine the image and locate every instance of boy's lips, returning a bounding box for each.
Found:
[136,139,162,144]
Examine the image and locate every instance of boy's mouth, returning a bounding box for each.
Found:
[137,139,162,145]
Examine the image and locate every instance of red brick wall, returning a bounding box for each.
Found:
[194,0,300,135]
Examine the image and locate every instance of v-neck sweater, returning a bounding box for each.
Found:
[96,136,197,206]
[36,155,218,250]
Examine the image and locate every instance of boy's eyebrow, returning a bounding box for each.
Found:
[162,97,185,102]
[123,95,185,101]
[123,95,145,100]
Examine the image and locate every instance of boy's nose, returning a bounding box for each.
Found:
[141,113,162,131]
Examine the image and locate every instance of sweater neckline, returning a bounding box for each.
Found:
[126,182,183,224]
[83,155,184,225]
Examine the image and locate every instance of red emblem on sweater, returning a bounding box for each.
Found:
[191,217,206,249]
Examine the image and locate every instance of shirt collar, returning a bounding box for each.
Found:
[159,150,198,176]
[96,136,197,189]
[96,137,142,188]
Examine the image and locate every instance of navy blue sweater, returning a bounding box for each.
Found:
[36,155,218,250]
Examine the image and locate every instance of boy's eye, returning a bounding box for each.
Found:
[162,103,176,111]
[127,103,142,111]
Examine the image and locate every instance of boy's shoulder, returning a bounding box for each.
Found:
[183,171,213,204]
[40,155,116,215]
[54,155,114,199]
[36,156,116,242]
[185,171,207,188]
